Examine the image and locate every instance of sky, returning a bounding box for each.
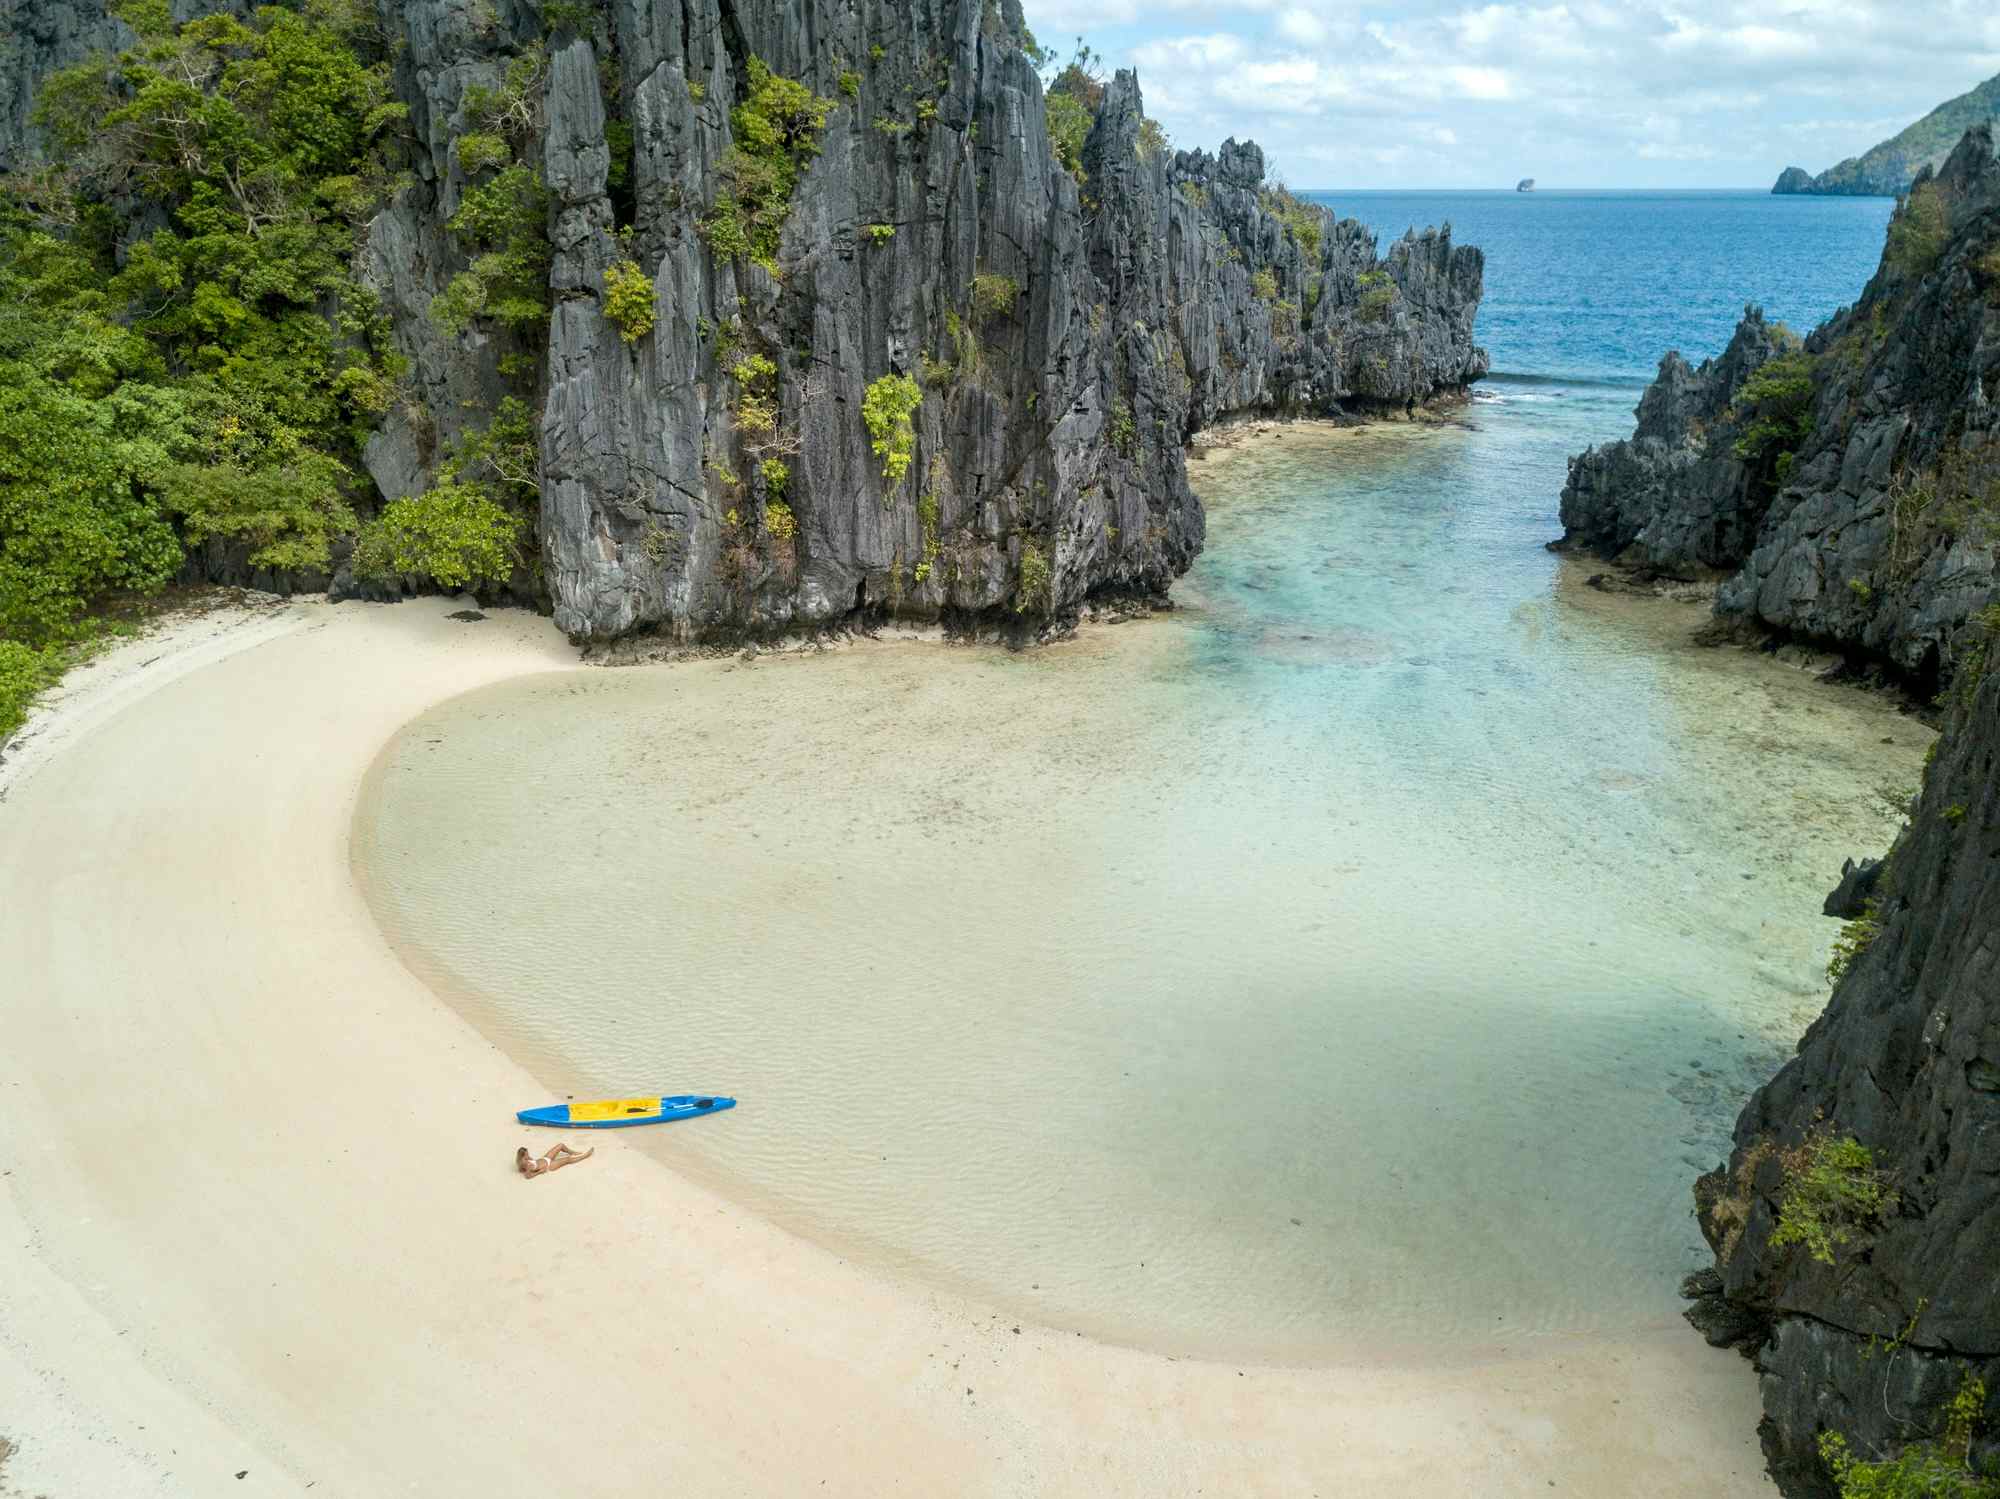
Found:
[1016,1,2000,189]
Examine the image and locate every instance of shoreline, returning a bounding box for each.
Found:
[0,595,1776,1495]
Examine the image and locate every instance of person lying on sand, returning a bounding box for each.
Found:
[516,1142,593,1177]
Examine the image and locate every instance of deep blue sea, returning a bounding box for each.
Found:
[359,189,1930,1360]
[1313,189,1895,387]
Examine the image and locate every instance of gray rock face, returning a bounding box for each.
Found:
[2,0,1487,641]
[524,4,1487,642]
[1772,166,1813,195]
[1562,128,2000,690]
[1623,128,2000,1498]
[1554,307,1793,575]
[1689,654,2000,1493]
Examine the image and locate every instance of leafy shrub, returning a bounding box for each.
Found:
[762,499,796,543]
[759,457,789,499]
[839,70,861,99]
[1731,350,1817,489]
[862,373,923,486]
[0,639,58,742]
[970,272,1020,322]
[1818,1377,1997,1499]
[602,258,655,343]
[1358,280,1397,321]
[1135,118,1168,161]
[434,164,553,333]
[1827,897,1883,984]
[699,58,833,275]
[863,223,895,242]
[1264,186,1324,262]
[354,482,520,589]
[1015,539,1051,614]
[1108,397,1134,456]
[1250,267,1279,302]
[1770,1133,1892,1265]
[1885,181,1948,280]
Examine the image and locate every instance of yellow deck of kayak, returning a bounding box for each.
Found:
[568,1096,662,1122]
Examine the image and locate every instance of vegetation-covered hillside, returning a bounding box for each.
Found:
[1774,70,2000,196]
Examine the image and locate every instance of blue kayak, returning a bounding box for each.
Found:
[517,1094,736,1129]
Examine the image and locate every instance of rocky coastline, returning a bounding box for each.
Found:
[1563,127,2000,1496]
[0,0,1487,647]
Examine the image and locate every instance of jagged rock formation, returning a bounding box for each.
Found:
[1,0,1487,644]
[1559,127,2000,693]
[1553,307,1795,575]
[1686,655,2000,1495]
[1569,126,2000,1497]
[1774,70,2000,197]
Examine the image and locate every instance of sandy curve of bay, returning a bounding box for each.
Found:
[0,599,1770,1497]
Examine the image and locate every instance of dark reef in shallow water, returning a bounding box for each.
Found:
[0,0,1487,645]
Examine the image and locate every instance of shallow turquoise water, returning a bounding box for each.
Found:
[354,193,1925,1360]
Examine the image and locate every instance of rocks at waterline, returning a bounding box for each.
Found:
[0,0,1488,646]
[1516,178,1535,192]
[1557,126,2000,690]
[1564,124,2000,1499]
[1551,306,1797,577]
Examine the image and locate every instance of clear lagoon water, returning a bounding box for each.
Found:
[355,190,1925,1362]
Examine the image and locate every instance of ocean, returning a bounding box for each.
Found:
[353,189,1924,1362]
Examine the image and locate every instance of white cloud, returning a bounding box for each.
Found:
[1021,0,2000,188]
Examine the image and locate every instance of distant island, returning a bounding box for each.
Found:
[1516,178,1535,192]
[1773,69,1999,195]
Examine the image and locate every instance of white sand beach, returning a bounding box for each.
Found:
[0,597,1773,1497]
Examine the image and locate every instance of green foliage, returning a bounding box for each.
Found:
[2,1,408,633]
[1819,1377,1997,1499]
[0,638,60,742]
[1357,269,1398,321]
[1952,604,2000,709]
[1135,117,1168,162]
[1770,1133,1892,1265]
[538,1,599,35]
[1250,267,1279,303]
[863,222,896,242]
[762,498,796,543]
[1043,85,1094,182]
[760,457,789,499]
[728,351,779,440]
[970,272,1020,322]
[602,257,655,342]
[839,70,861,99]
[1827,898,1884,985]
[1108,397,1134,456]
[1731,351,1817,488]
[1264,186,1324,262]
[1015,539,1051,614]
[434,163,552,333]
[862,373,923,486]
[1885,181,1949,280]
[1178,181,1208,209]
[700,58,833,275]
[353,481,520,589]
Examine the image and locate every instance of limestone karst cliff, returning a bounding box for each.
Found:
[0,0,1487,644]
[1559,127,1999,696]
[1564,127,2000,1497]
